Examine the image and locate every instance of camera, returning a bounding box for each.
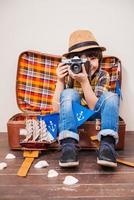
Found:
[62,56,87,74]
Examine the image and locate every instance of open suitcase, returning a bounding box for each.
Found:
[7,50,126,151]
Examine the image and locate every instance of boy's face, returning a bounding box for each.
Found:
[80,54,99,71]
[69,50,99,72]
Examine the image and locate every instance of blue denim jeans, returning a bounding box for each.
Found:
[58,88,119,144]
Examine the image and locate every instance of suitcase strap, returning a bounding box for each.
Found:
[17,150,39,177]
[90,136,134,168]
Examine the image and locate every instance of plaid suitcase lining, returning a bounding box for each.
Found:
[101,57,120,92]
[17,52,61,112]
[17,52,121,113]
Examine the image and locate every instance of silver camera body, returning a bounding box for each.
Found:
[62,56,87,74]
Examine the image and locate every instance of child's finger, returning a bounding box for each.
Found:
[82,64,86,73]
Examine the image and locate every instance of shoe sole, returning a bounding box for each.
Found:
[97,158,117,168]
[59,161,79,167]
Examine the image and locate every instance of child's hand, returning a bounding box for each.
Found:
[56,63,69,82]
[68,65,88,84]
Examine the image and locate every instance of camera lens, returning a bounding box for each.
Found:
[70,63,82,74]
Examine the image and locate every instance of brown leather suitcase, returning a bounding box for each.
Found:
[7,51,126,150]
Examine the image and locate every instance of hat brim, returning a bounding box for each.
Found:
[63,45,106,57]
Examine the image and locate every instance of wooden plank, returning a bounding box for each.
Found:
[17,151,40,177]
[0,197,133,200]
[0,173,134,185]
[1,151,134,175]
[1,158,134,175]
[0,184,134,198]
[17,157,34,177]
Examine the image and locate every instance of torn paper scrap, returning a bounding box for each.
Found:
[47,169,59,178]
[0,162,7,170]
[63,176,79,185]
[5,153,16,159]
[34,160,49,169]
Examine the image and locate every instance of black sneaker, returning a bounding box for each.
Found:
[59,139,79,167]
[97,136,117,168]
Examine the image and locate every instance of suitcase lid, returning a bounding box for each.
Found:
[16,51,121,113]
[102,55,122,92]
[16,51,61,114]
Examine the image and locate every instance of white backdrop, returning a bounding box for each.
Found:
[0,0,134,131]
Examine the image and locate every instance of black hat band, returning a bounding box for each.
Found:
[69,41,99,52]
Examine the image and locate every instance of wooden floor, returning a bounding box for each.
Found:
[0,132,134,200]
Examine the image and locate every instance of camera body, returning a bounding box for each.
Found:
[62,56,87,74]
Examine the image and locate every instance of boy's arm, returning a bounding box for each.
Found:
[81,78,98,109]
[52,80,65,112]
[68,65,98,109]
[81,70,110,109]
[52,62,68,112]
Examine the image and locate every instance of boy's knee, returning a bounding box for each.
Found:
[104,92,119,107]
[60,89,80,102]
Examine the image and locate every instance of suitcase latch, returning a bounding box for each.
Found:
[95,119,101,131]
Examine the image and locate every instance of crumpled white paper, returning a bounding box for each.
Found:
[63,176,79,185]
[34,160,49,169]
[47,169,59,178]
[5,153,16,159]
[0,162,7,170]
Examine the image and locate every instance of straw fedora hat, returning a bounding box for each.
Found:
[63,30,106,57]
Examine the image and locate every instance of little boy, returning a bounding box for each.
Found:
[52,30,119,168]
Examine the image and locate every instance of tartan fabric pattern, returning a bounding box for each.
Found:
[90,69,110,98]
[17,51,61,113]
[101,57,120,92]
[17,52,121,112]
